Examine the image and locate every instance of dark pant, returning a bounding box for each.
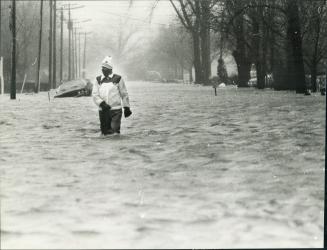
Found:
[99,109,122,135]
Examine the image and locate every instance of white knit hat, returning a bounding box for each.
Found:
[101,56,113,69]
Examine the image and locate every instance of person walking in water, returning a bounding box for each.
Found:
[92,56,132,135]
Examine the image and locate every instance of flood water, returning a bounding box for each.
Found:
[0,81,325,248]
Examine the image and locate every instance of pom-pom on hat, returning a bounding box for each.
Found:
[101,56,113,69]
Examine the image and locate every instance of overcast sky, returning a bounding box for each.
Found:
[62,0,176,33]
[57,0,178,78]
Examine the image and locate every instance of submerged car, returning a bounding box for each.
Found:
[54,79,93,98]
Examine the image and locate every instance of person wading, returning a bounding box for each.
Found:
[92,56,132,135]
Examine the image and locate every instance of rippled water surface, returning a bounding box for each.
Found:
[0,82,325,248]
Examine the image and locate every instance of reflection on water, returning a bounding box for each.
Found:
[0,82,325,248]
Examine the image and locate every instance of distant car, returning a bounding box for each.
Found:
[145,71,162,82]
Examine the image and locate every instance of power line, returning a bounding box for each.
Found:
[95,10,172,26]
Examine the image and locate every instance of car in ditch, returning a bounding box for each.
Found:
[54,79,93,98]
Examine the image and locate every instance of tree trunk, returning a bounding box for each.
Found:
[189,65,193,83]
[233,48,251,88]
[272,47,288,90]
[286,0,306,94]
[36,0,43,93]
[252,17,265,89]
[234,52,251,87]
[233,13,251,87]
[285,31,296,90]
[192,30,202,83]
[250,5,268,90]
[262,26,268,87]
[267,5,275,75]
[257,36,265,89]
[310,63,317,92]
[269,33,275,74]
[200,0,211,84]
[10,0,16,100]
[256,63,265,89]
[179,60,184,80]
[200,27,210,84]
[217,56,228,83]
[310,10,321,93]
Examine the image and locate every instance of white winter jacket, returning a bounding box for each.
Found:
[92,73,130,110]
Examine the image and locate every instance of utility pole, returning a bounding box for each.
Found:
[0,0,3,95]
[53,0,57,88]
[0,0,2,56]
[72,26,74,79]
[60,6,63,83]
[72,23,75,79]
[68,3,71,80]
[82,32,92,79]
[36,0,44,93]
[69,18,91,79]
[324,1,327,244]
[10,0,16,99]
[83,32,86,79]
[48,0,53,89]
[57,3,84,82]
[74,28,78,78]
[78,32,81,78]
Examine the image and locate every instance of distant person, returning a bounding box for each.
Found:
[92,56,132,135]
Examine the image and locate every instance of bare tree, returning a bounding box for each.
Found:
[147,22,193,81]
[101,17,141,68]
[224,0,252,87]
[285,0,307,93]
[170,0,203,83]
[213,0,311,92]
[301,0,327,92]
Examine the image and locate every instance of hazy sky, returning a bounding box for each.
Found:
[62,0,176,33]
[56,0,236,79]
[57,0,177,78]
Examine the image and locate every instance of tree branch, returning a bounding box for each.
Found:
[170,0,192,30]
